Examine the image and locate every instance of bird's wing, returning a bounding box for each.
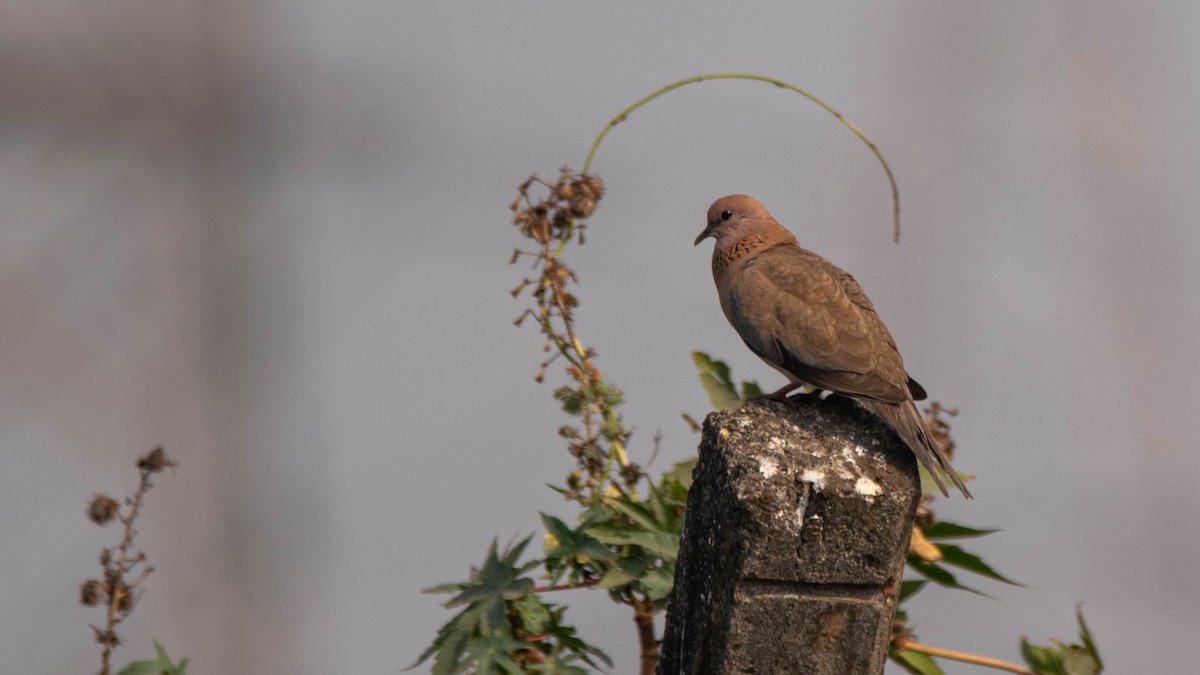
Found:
[726,245,911,403]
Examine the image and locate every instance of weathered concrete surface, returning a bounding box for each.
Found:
[658,396,921,675]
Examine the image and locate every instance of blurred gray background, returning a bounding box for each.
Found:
[3,2,1198,673]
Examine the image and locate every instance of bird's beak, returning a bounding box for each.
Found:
[694,225,714,247]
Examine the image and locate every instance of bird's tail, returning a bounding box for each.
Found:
[864,399,972,499]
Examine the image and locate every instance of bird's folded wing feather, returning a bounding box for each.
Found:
[726,245,911,403]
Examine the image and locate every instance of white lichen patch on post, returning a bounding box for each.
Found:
[759,457,779,479]
[855,477,883,500]
[795,489,810,526]
[840,443,869,458]
[801,469,826,491]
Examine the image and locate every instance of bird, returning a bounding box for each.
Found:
[694,194,971,498]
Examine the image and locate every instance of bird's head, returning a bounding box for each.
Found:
[694,194,777,246]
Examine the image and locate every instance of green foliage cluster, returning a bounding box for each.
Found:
[413,538,611,674]
[1020,608,1104,675]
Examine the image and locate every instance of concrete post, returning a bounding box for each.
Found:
[658,396,921,674]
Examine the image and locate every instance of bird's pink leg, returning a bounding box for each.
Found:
[748,382,829,404]
[750,383,802,401]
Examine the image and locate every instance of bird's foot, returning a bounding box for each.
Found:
[747,384,837,406]
[748,383,810,403]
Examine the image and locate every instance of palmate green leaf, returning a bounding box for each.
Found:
[923,521,1000,540]
[412,537,544,672]
[937,543,1021,586]
[906,555,987,596]
[890,647,945,675]
[693,351,744,411]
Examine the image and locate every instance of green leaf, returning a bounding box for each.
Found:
[595,554,653,590]
[1076,605,1103,672]
[665,457,697,490]
[937,543,1021,586]
[1021,639,1065,674]
[906,555,987,596]
[638,564,676,601]
[898,579,926,603]
[423,581,467,595]
[514,593,551,634]
[461,630,528,674]
[740,380,764,399]
[890,647,945,675]
[541,512,618,586]
[116,640,189,675]
[588,529,679,559]
[606,497,662,532]
[596,564,636,589]
[923,521,1000,540]
[693,352,745,410]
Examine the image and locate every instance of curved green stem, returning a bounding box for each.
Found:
[579,73,903,243]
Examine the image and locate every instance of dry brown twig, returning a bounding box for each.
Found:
[509,169,645,502]
[80,447,176,675]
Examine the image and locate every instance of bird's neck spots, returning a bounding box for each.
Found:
[711,231,792,280]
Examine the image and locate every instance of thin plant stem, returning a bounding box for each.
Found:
[575,72,903,244]
[902,640,1033,674]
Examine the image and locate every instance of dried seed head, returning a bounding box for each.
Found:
[567,175,604,218]
[137,447,174,473]
[553,181,575,201]
[87,494,120,525]
[580,175,604,200]
[79,579,106,607]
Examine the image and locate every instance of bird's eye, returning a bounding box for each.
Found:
[720,209,733,221]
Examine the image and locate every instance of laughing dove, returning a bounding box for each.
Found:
[695,195,971,498]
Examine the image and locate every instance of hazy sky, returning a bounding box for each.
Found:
[3,2,1199,673]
